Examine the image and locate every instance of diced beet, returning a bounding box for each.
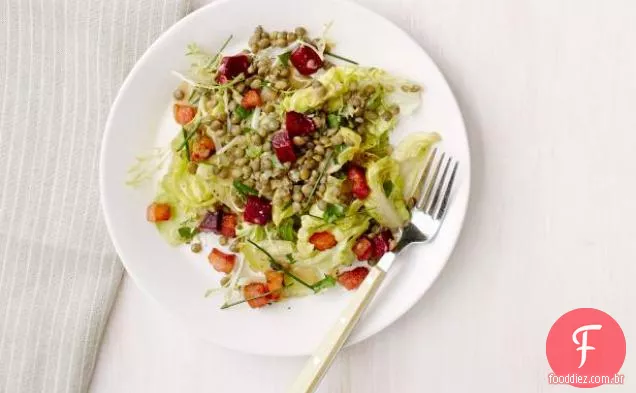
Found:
[372,230,392,259]
[271,131,297,163]
[290,45,323,76]
[352,236,373,261]
[285,111,316,137]
[347,165,370,199]
[243,195,272,225]
[199,210,222,233]
[216,54,250,84]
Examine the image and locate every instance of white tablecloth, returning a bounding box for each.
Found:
[0,1,186,392]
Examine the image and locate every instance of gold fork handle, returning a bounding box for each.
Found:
[287,255,395,393]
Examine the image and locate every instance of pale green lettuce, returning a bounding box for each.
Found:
[363,157,410,228]
[393,132,441,200]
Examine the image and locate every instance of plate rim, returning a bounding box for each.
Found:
[99,0,471,356]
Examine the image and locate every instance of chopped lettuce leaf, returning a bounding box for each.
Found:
[273,201,294,226]
[160,157,217,212]
[241,240,294,272]
[393,132,441,200]
[363,157,410,228]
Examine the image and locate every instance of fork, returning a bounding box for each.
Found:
[287,149,459,393]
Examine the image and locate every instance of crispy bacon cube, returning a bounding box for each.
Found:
[174,104,197,125]
[146,202,171,222]
[352,236,373,261]
[309,231,338,251]
[243,283,270,308]
[208,248,236,274]
[241,89,262,109]
[337,267,369,290]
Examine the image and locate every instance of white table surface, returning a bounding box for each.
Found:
[91,0,636,392]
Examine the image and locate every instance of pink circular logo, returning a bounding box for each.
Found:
[546,308,626,388]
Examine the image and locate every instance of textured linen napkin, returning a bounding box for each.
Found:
[0,0,186,391]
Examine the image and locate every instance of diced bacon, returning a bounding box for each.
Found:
[337,267,369,290]
[174,104,197,125]
[146,202,171,222]
[208,248,236,274]
[243,283,270,308]
[220,213,237,238]
[309,231,337,251]
[265,271,284,301]
[241,89,262,109]
[190,135,215,161]
[352,236,373,261]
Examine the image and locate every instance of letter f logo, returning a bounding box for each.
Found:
[572,324,602,368]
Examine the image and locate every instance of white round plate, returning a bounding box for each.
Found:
[100,0,470,356]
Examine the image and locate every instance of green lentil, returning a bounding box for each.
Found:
[173,88,185,100]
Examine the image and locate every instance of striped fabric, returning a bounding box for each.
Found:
[0,1,186,391]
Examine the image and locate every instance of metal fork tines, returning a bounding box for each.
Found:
[416,148,459,220]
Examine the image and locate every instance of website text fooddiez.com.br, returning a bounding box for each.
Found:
[547,373,625,385]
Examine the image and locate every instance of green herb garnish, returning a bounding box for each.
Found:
[383,180,394,197]
[304,151,334,210]
[247,240,315,291]
[233,180,258,197]
[327,113,341,129]
[176,117,202,152]
[366,90,382,110]
[312,275,337,292]
[278,218,296,241]
[278,51,291,66]
[285,254,296,264]
[178,226,199,242]
[325,51,358,65]
[181,128,191,161]
[323,203,345,223]
[235,105,252,120]
[220,291,272,309]
[245,145,263,158]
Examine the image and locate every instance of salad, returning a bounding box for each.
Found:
[139,25,440,309]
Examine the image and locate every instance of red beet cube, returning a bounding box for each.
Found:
[372,230,392,259]
[285,111,316,137]
[347,165,371,199]
[243,195,272,225]
[290,45,323,76]
[271,131,297,163]
[199,210,222,233]
[216,54,250,84]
